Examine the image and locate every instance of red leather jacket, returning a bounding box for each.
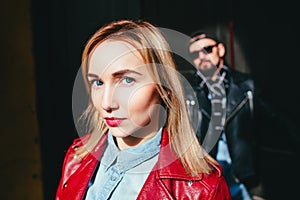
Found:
[56,129,231,200]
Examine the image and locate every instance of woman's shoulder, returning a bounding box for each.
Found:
[69,133,92,150]
[198,161,231,199]
[164,161,231,199]
[61,133,93,163]
[202,161,224,185]
[190,163,231,200]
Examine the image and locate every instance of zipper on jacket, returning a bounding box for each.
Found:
[225,90,253,126]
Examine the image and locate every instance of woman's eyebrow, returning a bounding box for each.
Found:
[87,69,143,79]
[112,69,143,77]
[87,73,99,78]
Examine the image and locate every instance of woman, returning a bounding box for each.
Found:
[56,19,231,200]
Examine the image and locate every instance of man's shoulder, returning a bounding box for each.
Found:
[230,68,255,91]
[231,68,253,82]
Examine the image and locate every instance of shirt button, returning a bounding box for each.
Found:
[63,183,67,188]
[111,176,116,181]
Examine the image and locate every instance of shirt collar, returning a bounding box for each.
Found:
[100,128,162,172]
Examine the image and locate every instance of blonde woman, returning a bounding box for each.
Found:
[56,19,231,200]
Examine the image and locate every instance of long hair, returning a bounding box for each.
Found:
[77,19,216,175]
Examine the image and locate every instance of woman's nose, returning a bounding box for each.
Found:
[101,86,118,112]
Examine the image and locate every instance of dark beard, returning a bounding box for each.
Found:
[199,65,218,79]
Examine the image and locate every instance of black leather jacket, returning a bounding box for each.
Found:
[184,65,258,184]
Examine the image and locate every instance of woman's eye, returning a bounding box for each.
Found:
[121,77,135,84]
[90,80,103,87]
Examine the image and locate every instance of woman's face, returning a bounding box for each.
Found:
[87,40,162,142]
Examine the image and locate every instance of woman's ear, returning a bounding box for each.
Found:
[217,43,226,58]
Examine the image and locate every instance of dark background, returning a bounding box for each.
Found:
[2,0,298,199]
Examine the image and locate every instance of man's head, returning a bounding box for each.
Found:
[188,31,226,77]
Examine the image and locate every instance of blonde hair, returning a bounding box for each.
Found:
[77,19,216,175]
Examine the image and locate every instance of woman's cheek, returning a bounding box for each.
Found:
[127,86,161,127]
[91,90,102,111]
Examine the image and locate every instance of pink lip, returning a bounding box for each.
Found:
[105,117,124,127]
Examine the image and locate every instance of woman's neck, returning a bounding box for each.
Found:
[115,130,159,150]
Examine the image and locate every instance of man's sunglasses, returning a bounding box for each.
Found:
[189,44,218,60]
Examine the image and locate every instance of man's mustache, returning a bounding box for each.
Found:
[199,59,213,65]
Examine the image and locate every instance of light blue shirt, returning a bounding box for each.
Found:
[216,132,232,163]
[216,132,251,200]
[85,128,162,200]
